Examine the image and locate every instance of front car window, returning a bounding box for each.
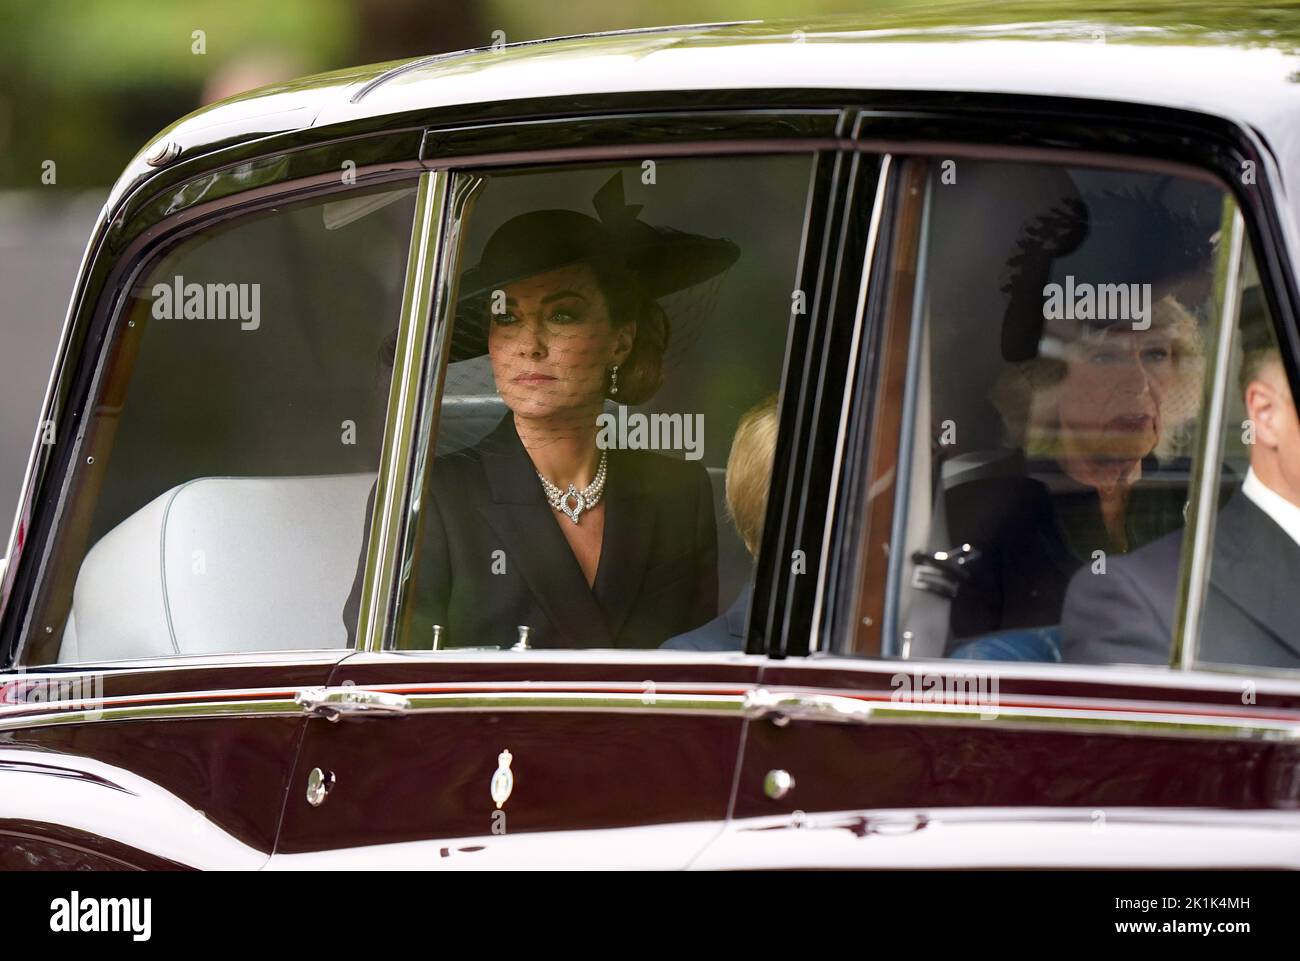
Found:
[23,182,418,665]
[386,155,815,652]
[838,157,1290,671]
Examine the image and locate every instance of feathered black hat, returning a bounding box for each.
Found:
[1000,184,1218,361]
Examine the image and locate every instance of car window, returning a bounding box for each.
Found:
[382,155,815,652]
[835,156,1280,669]
[1191,245,1299,673]
[22,182,418,665]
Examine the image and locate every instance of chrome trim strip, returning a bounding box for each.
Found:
[0,684,304,718]
[2,677,1299,739]
[1175,208,1246,670]
[773,651,1300,694]
[809,154,892,654]
[880,168,932,658]
[745,683,1300,721]
[743,687,1300,741]
[395,691,749,716]
[355,172,450,653]
[0,697,303,732]
[387,171,485,653]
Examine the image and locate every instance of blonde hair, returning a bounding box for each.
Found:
[726,395,780,556]
[990,294,1206,461]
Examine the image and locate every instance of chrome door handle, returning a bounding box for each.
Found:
[742,688,874,726]
[295,686,412,721]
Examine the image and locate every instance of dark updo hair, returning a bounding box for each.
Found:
[583,252,669,406]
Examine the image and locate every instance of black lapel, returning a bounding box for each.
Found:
[592,446,657,641]
[474,415,613,647]
[1208,493,1300,660]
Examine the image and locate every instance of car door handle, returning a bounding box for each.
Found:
[295,686,412,721]
[743,688,874,726]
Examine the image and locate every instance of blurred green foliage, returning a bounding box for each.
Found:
[0,0,352,187]
[0,0,1296,188]
[488,0,1300,43]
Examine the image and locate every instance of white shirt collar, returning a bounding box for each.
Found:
[1241,467,1300,549]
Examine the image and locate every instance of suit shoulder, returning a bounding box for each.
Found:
[427,439,491,482]
[1106,525,1186,581]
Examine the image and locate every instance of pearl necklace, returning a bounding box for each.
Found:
[536,450,608,525]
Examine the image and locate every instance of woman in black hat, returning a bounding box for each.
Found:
[345,172,738,650]
[944,188,1212,655]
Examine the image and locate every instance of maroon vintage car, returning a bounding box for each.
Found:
[3,13,1300,870]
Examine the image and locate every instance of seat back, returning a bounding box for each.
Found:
[60,473,375,662]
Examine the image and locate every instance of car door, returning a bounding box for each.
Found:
[268,113,875,867]
[714,111,1300,869]
[0,173,423,869]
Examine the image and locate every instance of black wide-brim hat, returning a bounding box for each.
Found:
[446,171,740,361]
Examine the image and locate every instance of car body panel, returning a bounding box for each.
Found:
[0,656,342,869]
[273,653,762,864]
[732,660,1300,820]
[692,806,1300,869]
[266,807,1300,870]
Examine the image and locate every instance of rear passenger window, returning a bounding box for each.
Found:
[386,155,815,651]
[23,182,418,665]
[839,157,1270,667]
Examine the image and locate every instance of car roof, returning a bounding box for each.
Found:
[113,7,1300,255]
[144,10,1300,152]
[334,21,1300,131]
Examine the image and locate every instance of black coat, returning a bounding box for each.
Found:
[1062,492,1300,669]
[344,414,718,650]
[945,455,1189,645]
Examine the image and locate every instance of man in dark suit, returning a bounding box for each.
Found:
[1062,327,1300,669]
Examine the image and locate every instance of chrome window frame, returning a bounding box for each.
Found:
[354,171,452,655]
[379,140,855,657]
[812,137,1300,699]
[1172,208,1247,671]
